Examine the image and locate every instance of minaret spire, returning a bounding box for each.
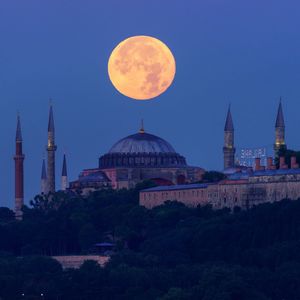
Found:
[224,104,234,131]
[16,112,22,141]
[274,98,286,157]
[14,113,25,219]
[275,98,285,127]
[41,157,47,194]
[223,105,236,169]
[61,154,68,191]
[47,102,57,193]
[139,119,145,134]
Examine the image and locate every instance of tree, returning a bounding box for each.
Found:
[201,171,226,183]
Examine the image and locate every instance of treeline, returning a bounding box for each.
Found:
[1,183,300,299]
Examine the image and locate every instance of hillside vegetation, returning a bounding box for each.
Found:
[1,183,300,299]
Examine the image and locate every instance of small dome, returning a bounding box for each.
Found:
[109,132,176,154]
[79,170,110,183]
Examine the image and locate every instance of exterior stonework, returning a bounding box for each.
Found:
[140,164,300,210]
[70,129,204,194]
[70,165,204,195]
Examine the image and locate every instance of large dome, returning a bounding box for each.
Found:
[99,129,187,168]
[109,132,176,154]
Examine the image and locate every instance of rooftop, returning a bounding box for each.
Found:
[252,168,300,176]
[108,131,177,154]
[141,183,209,192]
[227,167,300,180]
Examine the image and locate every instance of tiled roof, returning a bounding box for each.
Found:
[79,171,110,183]
[141,183,209,192]
[252,168,300,176]
[228,168,300,180]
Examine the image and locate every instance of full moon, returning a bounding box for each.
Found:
[108,35,176,100]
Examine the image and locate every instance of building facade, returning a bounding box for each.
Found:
[70,125,204,194]
[140,156,300,210]
[140,101,299,211]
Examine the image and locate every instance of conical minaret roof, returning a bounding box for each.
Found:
[224,105,234,131]
[275,99,285,128]
[62,154,67,177]
[48,103,55,132]
[16,113,22,141]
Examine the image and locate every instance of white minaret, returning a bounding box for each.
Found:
[61,154,68,191]
[41,158,48,194]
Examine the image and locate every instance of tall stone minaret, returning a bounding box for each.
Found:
[47,104,57,193]
[41,158,48,194]
[61,154,68,191]
[274,99,286,158]
[223,105,235,169]
[14,114,25,220]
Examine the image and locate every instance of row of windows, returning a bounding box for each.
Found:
[101,156,185,166]
[143,187,300,203]
[143,189,207,200]
[143,190,242,201]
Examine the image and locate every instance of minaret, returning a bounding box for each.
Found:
[223,105,235,169]
[14,114,25,220]
[41,158,47,194]
[274,99,286,158]
[61,154,68,191]
[139,119,145,134]
[47,103,57,193]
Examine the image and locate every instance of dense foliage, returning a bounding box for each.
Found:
[1,183,300,299]
[200,171,226,183]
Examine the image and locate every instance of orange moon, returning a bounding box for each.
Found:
[108,35,176,100]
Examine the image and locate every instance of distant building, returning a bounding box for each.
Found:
[53,255,109,269]
[140,100,299,210]
[140,156,300,210]
[13,99,293,212]
[69,123,204,194]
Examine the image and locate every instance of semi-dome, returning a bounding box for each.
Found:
[99,126,187,168]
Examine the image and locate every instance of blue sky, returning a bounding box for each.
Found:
[1,0,300,207]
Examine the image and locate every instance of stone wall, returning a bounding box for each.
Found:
[52,255,110,269]
[140,174,300,210]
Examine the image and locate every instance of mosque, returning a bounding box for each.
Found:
[69,122,204,194]
[13,104,204,218]
[12,100,298,218]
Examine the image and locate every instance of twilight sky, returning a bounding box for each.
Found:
[1,0,300,207]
